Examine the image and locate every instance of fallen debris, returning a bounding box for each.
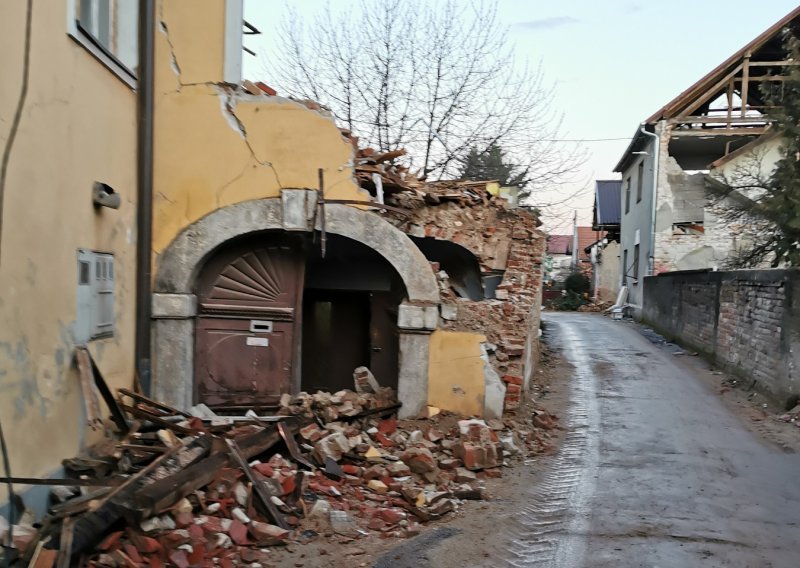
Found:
[3,375,556,566]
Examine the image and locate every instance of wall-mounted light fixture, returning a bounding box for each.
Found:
[92,182,121,209]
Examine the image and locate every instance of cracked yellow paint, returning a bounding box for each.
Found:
[428,331,488,417]
[0,2,138,495]
[153,0,367,256]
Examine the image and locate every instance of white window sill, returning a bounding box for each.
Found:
[67,28,137,90]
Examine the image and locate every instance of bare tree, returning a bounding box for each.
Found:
[707,149,781,268]
[267,0,582,194]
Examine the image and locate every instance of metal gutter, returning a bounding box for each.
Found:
[135,1,155,395]
[638,125,660,277]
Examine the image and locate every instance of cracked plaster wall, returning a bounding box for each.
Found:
[652,123,773,273]
[0,2,138,496]
[153,0,367,256]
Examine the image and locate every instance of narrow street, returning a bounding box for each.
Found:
[398,312,800,568]
[508,313,800,568]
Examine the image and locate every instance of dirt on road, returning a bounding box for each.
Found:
[372,339,574,568]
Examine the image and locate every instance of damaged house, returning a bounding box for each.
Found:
[0,0,546,521]
[150,1,546,425]
[382,179,546,416]
[614,6,800,313]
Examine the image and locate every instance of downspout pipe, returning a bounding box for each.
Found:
[638,124,660,277]
[135,1,155,395]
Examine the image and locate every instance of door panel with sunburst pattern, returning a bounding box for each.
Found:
[195,241,303,408]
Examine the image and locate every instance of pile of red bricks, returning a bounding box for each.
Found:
[387,183,546,412]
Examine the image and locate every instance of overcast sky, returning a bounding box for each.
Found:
[242,1,799,233]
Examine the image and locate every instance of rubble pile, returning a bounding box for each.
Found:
[384,180,545,411]
[777,403,800,426]
[3,370,557,567]
[578,300,614,313]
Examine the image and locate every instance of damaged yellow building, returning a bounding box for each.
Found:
[0,0,139,508]
[149,0,442,420]
[0,0,545,513]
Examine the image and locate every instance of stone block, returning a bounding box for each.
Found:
[398,303,425,329]
[152,293,197,319]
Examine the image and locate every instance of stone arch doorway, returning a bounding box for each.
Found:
[151,192,439,417]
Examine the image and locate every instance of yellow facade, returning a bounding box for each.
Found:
[0,2,138,492]
[427,330,488,417]
[152,0,367,256]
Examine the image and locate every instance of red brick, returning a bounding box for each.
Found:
[502,374,523,385]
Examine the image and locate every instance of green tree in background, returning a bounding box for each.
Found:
[711,35,800,267]
[458,143,529,190]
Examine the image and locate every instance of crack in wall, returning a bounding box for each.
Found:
[159,4,182,79]
[214,86,284,189]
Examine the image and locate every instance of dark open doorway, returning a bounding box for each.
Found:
[302,234,404,393]
[302,289,370,393]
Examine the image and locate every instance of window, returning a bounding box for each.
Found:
[76,250,116,342]
[69,0,139,82]
[636,161,644,203]
[624,177,631,214]
[623,249,628,286]
[633,244,640,282]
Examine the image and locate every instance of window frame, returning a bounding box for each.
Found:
[636,161,644,203]
[623,249,628,286]
[633,244,640,282]
[66,0,138,89]
[624,177,631,214]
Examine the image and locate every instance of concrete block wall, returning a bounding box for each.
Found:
[643,269,799,404]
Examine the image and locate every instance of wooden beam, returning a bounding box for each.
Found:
[0,477,120,487]
[226,438,289,529]
[741,53,751,118]
[726,80,734,128]
[748,60,800,67]
[678,63,743,117]
[670,127,766,137]
[667,115,768,125]
[75,347,103,429]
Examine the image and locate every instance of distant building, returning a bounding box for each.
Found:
[588,181,622,302]
[544,234,572,284]
[613,6,800,313]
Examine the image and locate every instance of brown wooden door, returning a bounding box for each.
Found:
[369,292,399,390]
[195,242,303,408]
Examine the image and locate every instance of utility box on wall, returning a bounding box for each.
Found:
[76,249,116,343]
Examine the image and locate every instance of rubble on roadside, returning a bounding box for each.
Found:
[3,371,559,568]
[777,403,800,426]
[577,300,614,313]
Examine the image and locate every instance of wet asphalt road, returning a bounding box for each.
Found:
[513,313,800,568]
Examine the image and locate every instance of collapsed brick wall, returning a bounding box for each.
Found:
[642,269,800,404]
[387,193,546,410]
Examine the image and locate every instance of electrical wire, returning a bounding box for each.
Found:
[0,0,34,270]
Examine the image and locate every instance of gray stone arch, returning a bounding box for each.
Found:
[151,190,438,417]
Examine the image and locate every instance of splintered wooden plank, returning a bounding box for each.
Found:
[55,517,74,568]
[277,421,314,470]
[119,404,195,435]
[226,438,289,530]
[75,347,103,429]
[118,388,190,418]
[78,346,129,434]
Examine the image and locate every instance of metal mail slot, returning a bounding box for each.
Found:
[250,319,273,333]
